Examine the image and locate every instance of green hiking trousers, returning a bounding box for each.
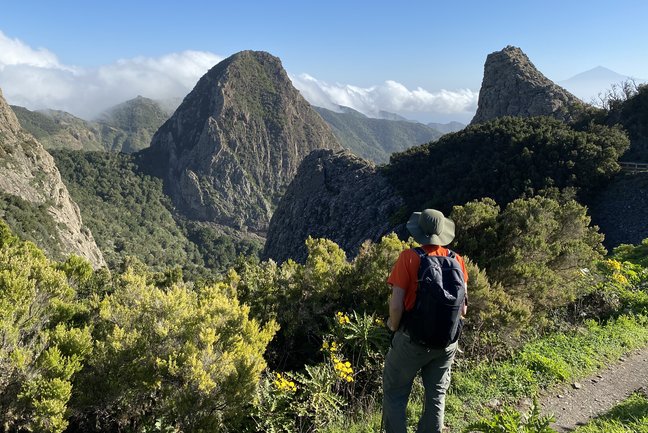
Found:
[382,330,457,433]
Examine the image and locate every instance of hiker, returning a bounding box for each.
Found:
[383,209,468,433]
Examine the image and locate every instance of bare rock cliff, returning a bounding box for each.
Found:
[471,46,584,124]
[142,50,341,236]
[263,149,404,263]
[0,87,105,267]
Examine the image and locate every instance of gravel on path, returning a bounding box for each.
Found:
[540,345,648,432]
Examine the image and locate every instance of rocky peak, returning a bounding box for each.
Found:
[0,88,21,137]
[471,46,583,124]
[0,86,105,267]
[142,50,341,236]
[263,149,403,263]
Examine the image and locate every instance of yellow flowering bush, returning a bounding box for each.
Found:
[75,268,278,432]
[273,372,297,392]
[332,356,354,382]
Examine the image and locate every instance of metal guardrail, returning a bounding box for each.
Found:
[620,161,648,173]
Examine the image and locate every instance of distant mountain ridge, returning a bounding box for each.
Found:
[559,66,647,103]
[313,105,443,163]
[11,96,173,153]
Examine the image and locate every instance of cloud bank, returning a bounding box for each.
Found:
[0,31,223,119]
[291,73,478,122]
[0,30,477,122]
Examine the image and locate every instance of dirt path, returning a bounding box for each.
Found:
[539,345,648,432]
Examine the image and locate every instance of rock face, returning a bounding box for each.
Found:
[589,172,648,248]
[471,46,583,124]
[0,87,105,267]
[263,149,404,263]
[142,51,341,236]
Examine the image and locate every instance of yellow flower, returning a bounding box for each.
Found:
[613,273,628,285]
[332,355,354,382]
[273,372,297,392]
[606,259,622,271]
[336,311,351,325]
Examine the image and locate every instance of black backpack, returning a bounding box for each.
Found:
[402,247,466,349]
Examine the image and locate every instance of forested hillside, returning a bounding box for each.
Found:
[384,116,629,216]
[52,150,261,276]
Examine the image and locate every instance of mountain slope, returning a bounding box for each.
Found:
[141,50,341,235]
[10,106,105,151]
[263,149,404,262]
[11,96,172,153]
[313,106,443,164]
[96,95,172,152]
[0,87,105,267]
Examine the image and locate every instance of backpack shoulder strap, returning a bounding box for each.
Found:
[413,247,427,258]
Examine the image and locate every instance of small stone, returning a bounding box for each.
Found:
[557,394,565,398]
[486,398,501,408]
[573,382,583,389]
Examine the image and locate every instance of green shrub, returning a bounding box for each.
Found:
[0,221,90,433]
[451,195,605,340]
[72,269,277,432]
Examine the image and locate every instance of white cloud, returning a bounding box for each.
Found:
[0,30,70,71]
[0,31,223,119]
[0,30,477,123]
[290,73,478,120]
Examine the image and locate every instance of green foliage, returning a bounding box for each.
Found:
[72,269,277,432]
[450,195,605,345]
[603,83,648,162]
[612,238,648,268]
[257,310,389,433]
[51,149,253,276]
[385,116,629,215]
[237,234,407,368]
[0,221,89,433]
[465,399,556,433]
[51,149,204,272]
[572,392,648,433]
[460,258,533,356]
[0,192,66,260]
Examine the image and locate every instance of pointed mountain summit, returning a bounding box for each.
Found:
[471,46,583,124]
[142,50,341,235]
[0,87,105,267]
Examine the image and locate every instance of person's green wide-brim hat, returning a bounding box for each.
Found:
[406,209,455,246]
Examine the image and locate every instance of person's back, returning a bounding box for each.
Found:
[383,209,468,433]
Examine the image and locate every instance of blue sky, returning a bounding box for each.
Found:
[1,0,647,123]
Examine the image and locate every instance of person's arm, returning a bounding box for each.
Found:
[462,284,468,317]
[387,285,406,332]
